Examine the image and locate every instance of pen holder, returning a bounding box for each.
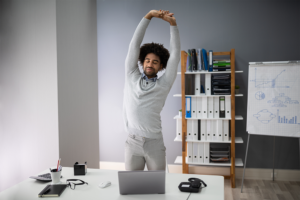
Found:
[50,168,62,184]
[74,162,87,176]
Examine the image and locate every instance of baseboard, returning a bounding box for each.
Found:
[100,161,300,181]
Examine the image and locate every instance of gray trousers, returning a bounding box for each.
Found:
[125,134,166,171]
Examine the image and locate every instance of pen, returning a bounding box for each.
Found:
[56,159,60,172]
[42,188,51,197]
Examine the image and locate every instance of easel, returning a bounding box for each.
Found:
[242,60,300,193]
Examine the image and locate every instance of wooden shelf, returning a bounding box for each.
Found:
[174,156,243,167]
[173,115,243,120]
[177,71,243,74]
[174,137,243,143]
[173,94,243,97]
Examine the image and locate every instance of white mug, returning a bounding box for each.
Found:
[50,169,62,184]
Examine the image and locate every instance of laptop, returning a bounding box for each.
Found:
[118,170,165,195]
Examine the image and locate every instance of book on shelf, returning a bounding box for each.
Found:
[191,49,198,72]
[201,49,208,70]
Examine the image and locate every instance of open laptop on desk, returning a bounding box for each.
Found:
[118,171,165,195]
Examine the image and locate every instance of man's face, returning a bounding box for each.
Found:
[143,53,163,78]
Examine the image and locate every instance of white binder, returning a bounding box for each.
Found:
[202,97,208,119]
[200,120,206,141]
[204,143,210,164]
[206,120,212,141]
[223,120,229,141]
[205,74,211,95]
[191,97,197,119]
[217,119,223,141]
[176,118,182,140]
[196,97,202,119]
[225,96,231,119]
[187,142,193,163]
[213,97,219,118]
[195,74,201,95]
[192,120,198,141]
[187,120,193,140]
[198,143,204,163]
[192,142,198,163]
[208,97,214,118]
[211,120,218,141]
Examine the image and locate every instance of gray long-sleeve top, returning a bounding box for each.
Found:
[123,17,181,139]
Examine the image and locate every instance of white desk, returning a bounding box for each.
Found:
[0,167,224,200]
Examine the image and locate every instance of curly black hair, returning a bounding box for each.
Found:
[138,42,170,69]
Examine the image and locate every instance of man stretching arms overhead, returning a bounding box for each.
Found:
[123,10,180,170]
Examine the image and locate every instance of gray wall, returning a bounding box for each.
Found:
[0,0,59,192]
[57,0,100,168]
[97,0,300,169]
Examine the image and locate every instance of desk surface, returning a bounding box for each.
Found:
[0,167,224,200]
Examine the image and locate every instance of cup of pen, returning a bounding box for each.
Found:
[50,168,62,184]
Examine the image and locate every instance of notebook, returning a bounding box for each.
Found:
[118,170,165,195]
[38,184,67,197]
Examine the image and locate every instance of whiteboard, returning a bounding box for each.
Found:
[246,62,300,137]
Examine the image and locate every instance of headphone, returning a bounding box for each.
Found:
[178,178,207,193]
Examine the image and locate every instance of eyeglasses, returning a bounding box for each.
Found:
[66,179,88,190]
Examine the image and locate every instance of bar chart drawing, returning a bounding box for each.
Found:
[253,109,276,124]
[268,93,299,107]
[250,68,290,88]
[277,109,300,125]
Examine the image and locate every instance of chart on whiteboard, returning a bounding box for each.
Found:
[247,63,300,137]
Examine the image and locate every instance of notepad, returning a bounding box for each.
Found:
[38,184,67,197]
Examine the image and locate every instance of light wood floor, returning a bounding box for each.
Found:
[225,179,300,200]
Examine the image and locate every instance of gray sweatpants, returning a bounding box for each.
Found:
[125,134,166,171]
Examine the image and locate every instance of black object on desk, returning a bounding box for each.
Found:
[74,162,87,175]
[38,184,67,197]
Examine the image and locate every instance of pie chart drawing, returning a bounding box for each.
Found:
[255,91,265,100]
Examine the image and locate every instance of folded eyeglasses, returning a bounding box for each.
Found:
[66,179,88,190]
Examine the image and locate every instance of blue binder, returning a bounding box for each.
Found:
[202,49,208,70]
[208,50,213,72]
[186,97,191,118]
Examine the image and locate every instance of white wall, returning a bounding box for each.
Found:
[0,0,59,192]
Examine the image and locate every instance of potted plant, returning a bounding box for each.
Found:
[179,109,182,118]
[235,85,240,94]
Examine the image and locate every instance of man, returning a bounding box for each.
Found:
[123,10,180,170]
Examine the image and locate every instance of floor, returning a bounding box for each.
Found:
[225,179,300,200]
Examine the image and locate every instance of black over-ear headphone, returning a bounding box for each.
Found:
[178,178,207,193]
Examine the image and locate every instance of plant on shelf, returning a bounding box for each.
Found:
[235,85,240,94]
[179,109,182,117]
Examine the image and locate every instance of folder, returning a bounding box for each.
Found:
[198,143,204,163]
[205,74,211,95]
[187,120,193,140]
[195,74,201,95]
[223,120,229,141]
[213,97,219,118]
[193,142,198,163]
[208,50,213,72]
[204,143,210,164]
[187,49,192,72]
[192,120,198,141]
[211,120,217,141]
[176,119,182,140]
[202,97,208,119]
[186,97,191,118]
[187,142,193,163]
[217,119,223,141]
[225,96,231,118]
[192,49,198,72]
[200,120,206,141]
[202,49,208,70]
[196,97,202,119]
[208,97,214,118]
[191,97,197,119]
[196,49,202,71]
[206,120,211,141]
[198,120,201,141]
[219,96,225,118]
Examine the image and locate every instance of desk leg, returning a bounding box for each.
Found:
[241,134,250,193]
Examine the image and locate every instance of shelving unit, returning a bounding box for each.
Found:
[176,49,243,188]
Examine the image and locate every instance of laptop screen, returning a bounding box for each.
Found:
[118,170,165,195]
